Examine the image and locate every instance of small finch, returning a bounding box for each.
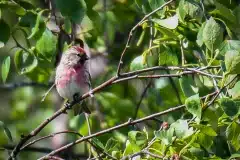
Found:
[55,46,91,115]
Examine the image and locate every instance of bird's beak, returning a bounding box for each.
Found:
[85,56,89,60]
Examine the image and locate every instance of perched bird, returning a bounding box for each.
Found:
[55,46,91,115]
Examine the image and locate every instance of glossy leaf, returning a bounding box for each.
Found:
[36,28,57,61]
[1,56,10,83]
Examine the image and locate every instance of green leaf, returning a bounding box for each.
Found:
[148,0,166,16]
[14,50,38,74]
[197,132,214,150]
[229,154,240,160]
[92,137,105,150]
[219,97,239,117]
[152,15,178,29]
[202,17,223,51]
[226,121,240,150]
[154,127,174,145]
[179,76,198,97]
[123,140,140,156]
[191,124,217,136]
[177,0,203,22]
[19,11,37,27]
[202,108,218,131]
[0,20,10,48]
[62,18,72,34]
[225,50,240,74]
[211,2,237,24]
[0,121,13,142]
[0,1,26,16]
[130,55,147,71]
[229,81,240,99]
[105,138,120,153]
[185,94,202,119]
[128,131,147,148]
[219,40,240,55]
[1,56,10,83]
[55,0,87,24]
[196,22,206,47]
[36,28,57,61]
[171,120,194,138]
[159,46,178,66]
[28,10,46,39]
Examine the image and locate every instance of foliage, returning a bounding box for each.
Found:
[0,0,240,159]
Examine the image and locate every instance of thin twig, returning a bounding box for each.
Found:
[116,0,174,75]
[133,80,152,119]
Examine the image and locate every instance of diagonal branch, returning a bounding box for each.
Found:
[38,91,218,160]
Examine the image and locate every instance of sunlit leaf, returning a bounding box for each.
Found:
[202,17,223,51]
[36,28,57,61]
[197,132,214,150]
[226,121,240,150]
[229,81,240,100]
[225,50,240,74]
[152,15,178,29]
[105,138,120,153]
[155,127,174,145]
[1,56,10,83]
[130,55,147,71]
[191,124,217,136]
[128,131,147,148]
[171,120,194,138]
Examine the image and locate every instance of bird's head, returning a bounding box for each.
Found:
[61,46,89,67]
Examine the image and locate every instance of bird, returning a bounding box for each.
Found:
[55,46,91,115]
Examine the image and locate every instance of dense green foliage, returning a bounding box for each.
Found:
[0,0,240,159]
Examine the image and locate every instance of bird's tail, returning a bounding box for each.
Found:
[73,100,91,116]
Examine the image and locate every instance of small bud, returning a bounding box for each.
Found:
[161,122,169,130]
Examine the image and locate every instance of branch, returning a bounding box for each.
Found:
[116,0,174,75]
[8,65,222,159]
[133,80,152,119]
